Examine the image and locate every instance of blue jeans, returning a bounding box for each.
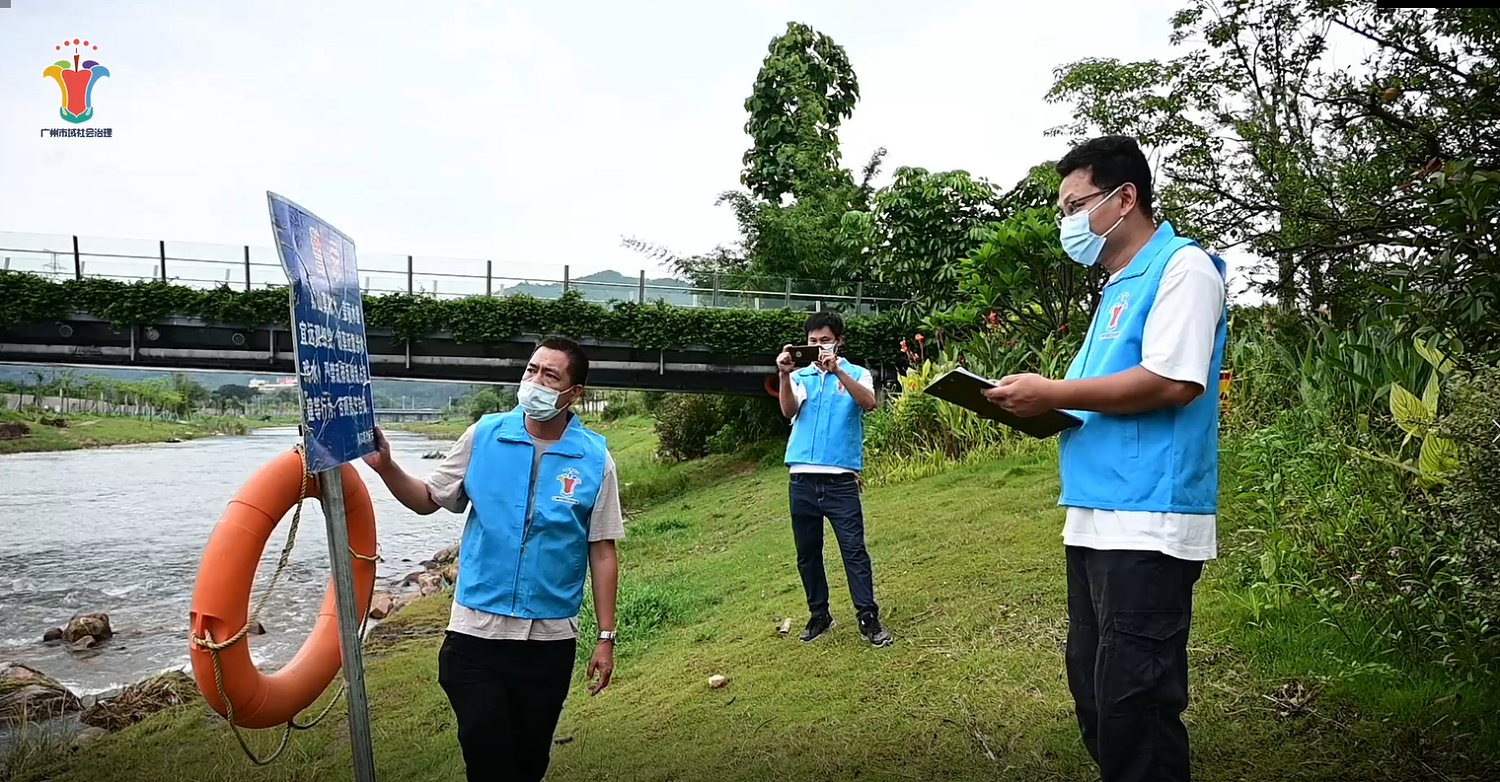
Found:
[789,472,879,616]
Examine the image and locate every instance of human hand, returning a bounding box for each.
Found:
[361,427,392,472]
[815,349,839,374]
[776,344,797,374]
[981,373,1058,417]
[586,641,614,695]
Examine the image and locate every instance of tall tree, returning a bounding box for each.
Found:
[741,21,861,202]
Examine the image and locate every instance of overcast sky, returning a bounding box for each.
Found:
[3,0,1252,297]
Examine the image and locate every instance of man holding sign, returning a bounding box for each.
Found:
[983,136,1227,782]
[364,337,622,782]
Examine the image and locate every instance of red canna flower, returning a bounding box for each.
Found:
[915,334,925,342]
[1058,324,1068,334]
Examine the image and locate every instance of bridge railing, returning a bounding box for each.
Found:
[0,231,905,316]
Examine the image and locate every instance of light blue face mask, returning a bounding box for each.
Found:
[517,380,565,421]
[1059,185,1126,266]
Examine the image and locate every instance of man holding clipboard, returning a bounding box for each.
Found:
[984,136,1227,782]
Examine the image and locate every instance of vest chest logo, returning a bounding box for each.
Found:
[835,381,846,394]
[1099,292,1130,342]
[552,468,582,505]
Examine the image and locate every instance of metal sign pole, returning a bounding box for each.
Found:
[268,191,381,782]
[319,468,377,782]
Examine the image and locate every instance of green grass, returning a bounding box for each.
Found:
[0,411,289,455]
[9,423,1499,781]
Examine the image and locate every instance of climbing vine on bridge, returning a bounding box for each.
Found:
[0,271,919,365]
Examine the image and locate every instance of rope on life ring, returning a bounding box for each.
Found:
[187,446,379,765]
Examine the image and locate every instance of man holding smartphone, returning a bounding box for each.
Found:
[776,312,892,647]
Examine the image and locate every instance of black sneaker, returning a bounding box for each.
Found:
[857,611,893,647]
[799,613,834,642]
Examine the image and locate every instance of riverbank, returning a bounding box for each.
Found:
[0,411,297,455]
[6,417,1497,781]
[382,417,471,440]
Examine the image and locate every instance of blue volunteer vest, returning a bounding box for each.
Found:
[784,359,867,472]
[1057,221,1228,514]
[456,408,608,620]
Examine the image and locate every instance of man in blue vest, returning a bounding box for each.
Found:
[984,135,1227,782]
[776,311,893,647]
[363,337,622,782]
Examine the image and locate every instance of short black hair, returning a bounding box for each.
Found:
[537,336,589,386]
[804,311,845,339]
[1056,135,1155,219]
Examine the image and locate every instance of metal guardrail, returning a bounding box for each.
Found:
[0,231,904,316]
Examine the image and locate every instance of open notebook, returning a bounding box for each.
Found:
[922,366,1083,439]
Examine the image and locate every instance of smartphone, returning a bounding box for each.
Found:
[785,345,822,365]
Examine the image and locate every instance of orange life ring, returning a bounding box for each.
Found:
[188,449,377,729]
[764,374,780,398]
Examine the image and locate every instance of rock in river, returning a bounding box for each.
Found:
[0,662,83,726]
[63,612,113,644]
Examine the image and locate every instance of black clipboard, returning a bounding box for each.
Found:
[922,367,1083,439]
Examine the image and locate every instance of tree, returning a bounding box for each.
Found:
[741,21,860,202]
[1044,1,1500,356]
[170,373,210,412]
[213,383,256,413]
[628,22,879,300]
[469,389,504,422]
[842,167,1002,316]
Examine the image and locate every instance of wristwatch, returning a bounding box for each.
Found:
[597,630,616,644]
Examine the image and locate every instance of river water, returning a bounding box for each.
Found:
[0,427,460,696]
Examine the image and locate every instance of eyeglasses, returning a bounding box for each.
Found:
[1056,189,1107,222]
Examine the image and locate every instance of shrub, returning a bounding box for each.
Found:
[654,393,788,461]
[468,389,504,421]
[1424,367,1500,654]
[600,391,648,421]
[707,395,787,454]
[653,394,725,461]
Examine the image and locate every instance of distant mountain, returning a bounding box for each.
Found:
[505,270,697,306]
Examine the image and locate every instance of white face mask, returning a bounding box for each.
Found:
[517,380,564,421]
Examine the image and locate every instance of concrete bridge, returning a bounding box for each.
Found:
[0,312,841,396]
[374,408,443,423]
[0,232,901,397]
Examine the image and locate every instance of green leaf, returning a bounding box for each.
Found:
[1413,336,1455,374]
[1389,382,1432,436]
[1421,371,1440,411]
[1260,549,1278,581]
[1417,435,1458,485]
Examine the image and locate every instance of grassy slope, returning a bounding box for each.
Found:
[10,419,1499,781]
[0,411,289,455]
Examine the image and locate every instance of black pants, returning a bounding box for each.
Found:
[1065,546,1203,782]
[437,631,577,782]
[789,472,878,616]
